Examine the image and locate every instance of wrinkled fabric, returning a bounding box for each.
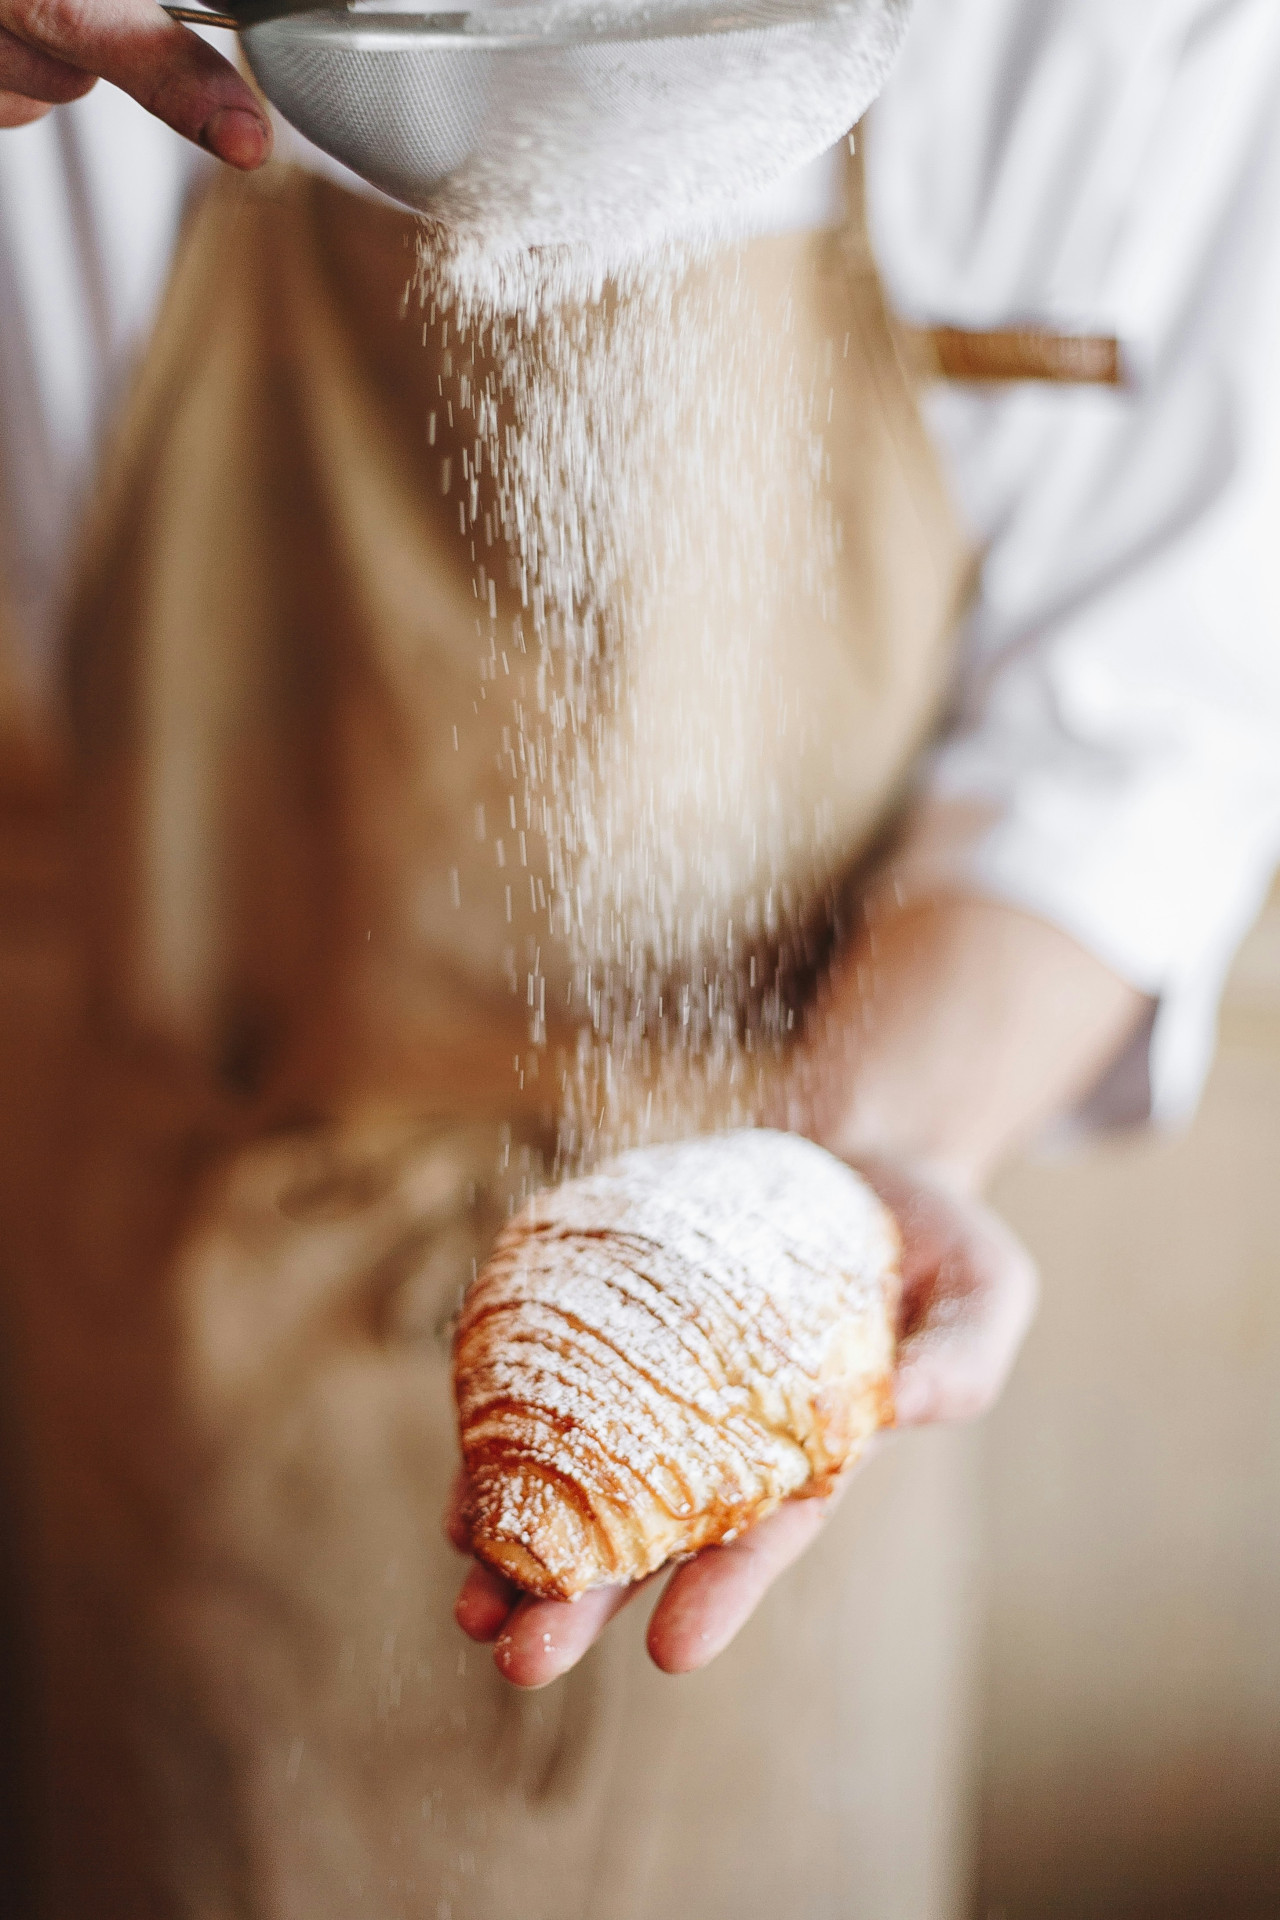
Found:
[0,161,980,1918]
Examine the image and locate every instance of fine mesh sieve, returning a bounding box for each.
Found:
[170,0,910,258]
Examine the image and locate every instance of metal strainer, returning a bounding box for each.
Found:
[169,0,909,254]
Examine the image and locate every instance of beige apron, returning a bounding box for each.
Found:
[0,158,984,1919]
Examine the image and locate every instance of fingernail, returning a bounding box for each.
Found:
[202,106,271,170]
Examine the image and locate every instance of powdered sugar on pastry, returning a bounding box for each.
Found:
[453,1129,900,1599]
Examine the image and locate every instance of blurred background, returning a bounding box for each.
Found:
[976,878,1280,1920]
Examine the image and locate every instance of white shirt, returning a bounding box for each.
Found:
[3,0,1280,1129]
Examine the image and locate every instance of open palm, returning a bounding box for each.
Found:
[450,1151,1036,1688]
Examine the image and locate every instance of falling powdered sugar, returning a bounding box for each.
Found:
[413,202,850,1166]
[410,87,910,1601]
[382,0,912,304]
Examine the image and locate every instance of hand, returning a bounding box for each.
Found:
[0,0,271,167]
[449,1154,1037,1688]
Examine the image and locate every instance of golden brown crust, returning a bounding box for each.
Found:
[453,1131,900,1600]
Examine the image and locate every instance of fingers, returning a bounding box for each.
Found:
[892,1205,1036,1423]
[492,1581,643,1690]
[448,1468,647,1688]
[454,1557,643,1686]
[646,1493,837,1675]
[0,87,49,121]
[450,1470,524,1646]
[853,1156,1038,1427]
[456,1506,840,1686]
[0,0,270,167]
[443,1468,471,1554]
[198,102,271,169]
[447,1472,523,1644]
[454,1494,846,1685]
[0,21,95,102]
[455,1558,520,1643]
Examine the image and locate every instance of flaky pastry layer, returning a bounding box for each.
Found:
[453,1130,900,1600]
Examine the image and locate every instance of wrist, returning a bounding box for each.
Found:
[772,888,1147,1197]
[773,1050,990,1198]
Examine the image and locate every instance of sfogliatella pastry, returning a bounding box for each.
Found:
[453,1130,900,1601]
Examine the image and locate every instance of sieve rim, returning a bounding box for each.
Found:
[245,0,872,54]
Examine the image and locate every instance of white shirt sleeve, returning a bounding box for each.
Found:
[867,0,1280,1128]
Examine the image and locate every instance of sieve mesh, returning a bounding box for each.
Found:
[242,0,909,259]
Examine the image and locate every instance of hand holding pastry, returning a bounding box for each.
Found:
[450,1132,1036,1688]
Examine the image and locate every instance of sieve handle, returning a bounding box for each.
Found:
[163,5,241,25]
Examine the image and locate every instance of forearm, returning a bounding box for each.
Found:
[782,832,1150,1193]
